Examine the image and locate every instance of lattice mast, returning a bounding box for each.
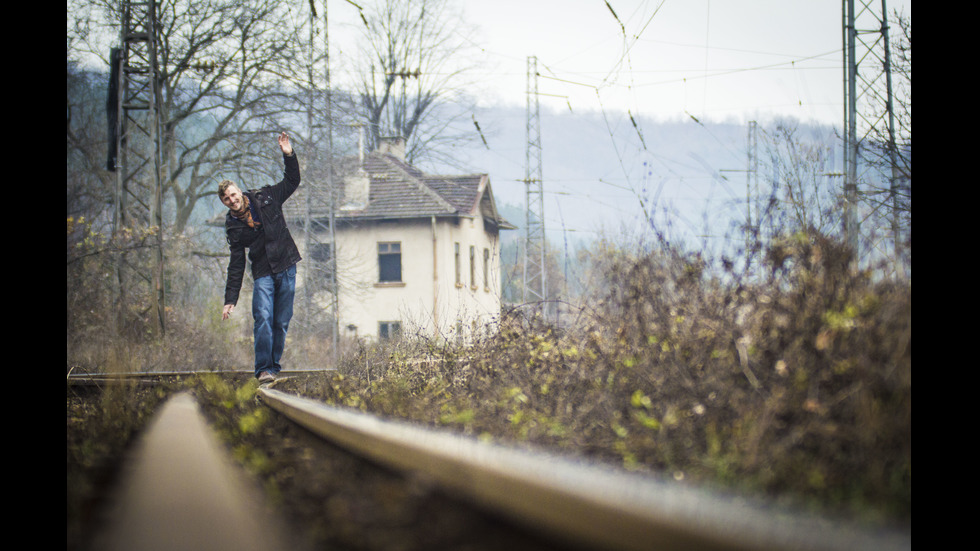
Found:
[111,0,165,335]
[523,56,546,304]
[301,0,339,358]
[843,0,903,258]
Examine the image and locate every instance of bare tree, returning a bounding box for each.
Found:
[67,61,114,228]
[68,0,313,338]
[752,123,844,244]
[68,0,305,234]
[345,0,479,167]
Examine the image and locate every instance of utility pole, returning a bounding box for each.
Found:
[110,0,165,336]
[843,0,902,261]
[523,56,546,306]
[746,120,758,250]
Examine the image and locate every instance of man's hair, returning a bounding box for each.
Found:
[217,180,237,199]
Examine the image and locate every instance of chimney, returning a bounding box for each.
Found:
[377,136,406,161]
[342,165,370,210]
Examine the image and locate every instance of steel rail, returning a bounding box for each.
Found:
[258,387,910,551]
[66,370,336,386]
[87,392,295,551]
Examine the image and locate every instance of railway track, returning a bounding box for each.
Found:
[70,373,911,551]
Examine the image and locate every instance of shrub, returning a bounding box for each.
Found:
[289,230,910,526]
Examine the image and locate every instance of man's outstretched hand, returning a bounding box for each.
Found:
[278,131,293,155]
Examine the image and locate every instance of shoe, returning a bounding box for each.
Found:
[258,371,276,384]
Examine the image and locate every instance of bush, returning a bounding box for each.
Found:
[285,230,910,526]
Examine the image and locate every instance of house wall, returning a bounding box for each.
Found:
[432,215,502,342]
[296,215,502,341]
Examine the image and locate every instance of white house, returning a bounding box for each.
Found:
[287,137,515,342]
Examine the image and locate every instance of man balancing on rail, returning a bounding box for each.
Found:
[219,131,302,384]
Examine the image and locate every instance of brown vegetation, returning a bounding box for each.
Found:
[67,221,910,543]
[279,232,911,527]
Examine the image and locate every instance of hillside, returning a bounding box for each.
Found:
[423,105,841,250]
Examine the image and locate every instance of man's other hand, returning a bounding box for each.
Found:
[222,303,235,320]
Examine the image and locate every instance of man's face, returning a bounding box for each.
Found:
[220,184,244,211]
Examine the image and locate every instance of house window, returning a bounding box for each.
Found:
[378,242,401,282]
[379,321,401,340]
[454,242,462,287]
[483,247,490,290]
[469,245,476,289]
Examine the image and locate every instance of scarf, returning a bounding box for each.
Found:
[229,194,260,229]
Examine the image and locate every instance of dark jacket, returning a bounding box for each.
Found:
[223,152,302,306]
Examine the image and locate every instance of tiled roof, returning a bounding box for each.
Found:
[285,152,514,229]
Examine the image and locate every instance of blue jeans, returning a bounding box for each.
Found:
[252,265,296,378]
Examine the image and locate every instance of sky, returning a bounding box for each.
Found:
[319,0,911,247]
[72,0,910,248]
[466,0,843,125]
[329,0,911,127]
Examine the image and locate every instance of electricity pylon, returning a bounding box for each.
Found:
[301,0,339,359]
[109,0,165,335]
[523,56,546,305]
[843,0,905,262]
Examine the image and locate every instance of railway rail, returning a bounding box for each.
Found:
[70,373,911,551]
